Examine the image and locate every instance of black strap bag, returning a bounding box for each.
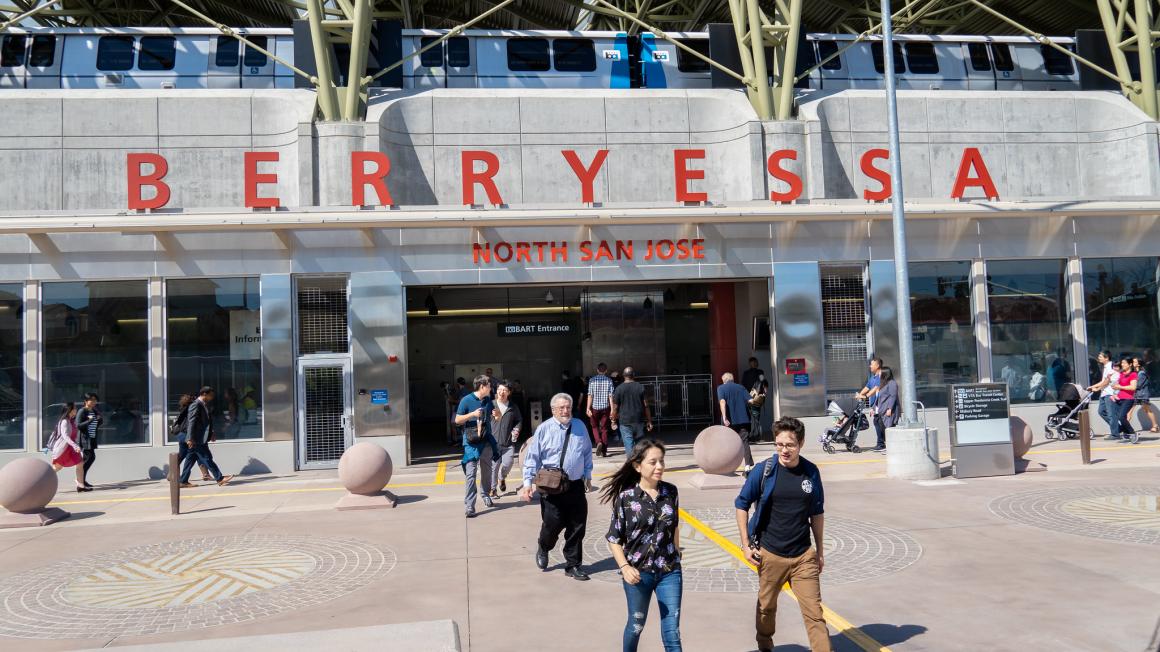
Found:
[533,422,573,495]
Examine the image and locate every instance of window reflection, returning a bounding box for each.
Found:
[909,262,977,407]
[0,284,22,450]
[166,278,262,442]
[42,281,149,446]
[986,260,1071,404]
[1082,257,1160,384]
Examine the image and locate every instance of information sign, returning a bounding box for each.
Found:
[370,389,389,405]
[948,383,1010,445]
[496,321,572,337]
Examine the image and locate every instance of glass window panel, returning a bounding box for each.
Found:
[817,41,842,71]
[1081,257,1160,384]
[446,37,470,67]
[1041,44,1074,76]
[0,284,22,450]
[904,42,939,74]
[215,35,239,67]
[987,259,1071,404]
[243,36,268,68]
[908,262,977,408]
[967,43,991,72]
[991,43,1014,72]
[167,278,262,442]
[1,35,27,67]
[96,35,135,71]
[139,36,176,71]
[29,35,55,67]
[419,37,443,68]
[871,41,905,74]
[507,38,549,72]
[42,281,149,446]
[553,38,596,72]
[676,38,710,73]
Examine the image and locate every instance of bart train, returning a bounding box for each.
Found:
[0,25,1088,92]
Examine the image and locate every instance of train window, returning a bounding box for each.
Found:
[905,42,938,74]
[419,37,443,68]
[554,38,596,72]
[139,36,176,71]
[676,39,710,73]
[29,35,55,67]
[967,43,991,71]
[816,41,842,71]
[447,37,470,67]
[96,36,135,71]
[1,35,25,67]
[1041,45,1074,76]
[215,36,239,67]
[991,43,1014,71]
[243,36,268,68]
[507,38,549,71]
[871,42,905,74]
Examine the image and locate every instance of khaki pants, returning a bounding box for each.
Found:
[755,547,831,651]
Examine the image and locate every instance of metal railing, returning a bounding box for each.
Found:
[637,374,715,430]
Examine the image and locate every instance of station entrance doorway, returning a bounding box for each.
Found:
[404,281,768,463]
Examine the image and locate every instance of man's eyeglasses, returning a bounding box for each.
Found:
[774,442,800,450]
[550,405,571,411]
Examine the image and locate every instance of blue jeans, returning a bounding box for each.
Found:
[179,442,223,483]
[619,423,643,455]
[622,569,682,652]
[1112,398,1136,438]
[1098,395,1116,432]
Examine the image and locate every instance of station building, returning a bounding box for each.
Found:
[0,86,1158,480]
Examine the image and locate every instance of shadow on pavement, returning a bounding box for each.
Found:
[763,623,926,651]
[180,505,235,515]
[394,494,428,505]
[62,511,105,522]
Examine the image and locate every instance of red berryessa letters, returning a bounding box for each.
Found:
[127,153,170,210]
[352,151,393,206]
[767,150,803,202]
[124,147,1001,210]
[244,151,280,208]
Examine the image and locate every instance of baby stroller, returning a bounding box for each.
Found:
[820,397,869,454]
[1044,383,1094,440]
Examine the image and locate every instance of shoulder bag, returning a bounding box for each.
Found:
[533,422,573,495]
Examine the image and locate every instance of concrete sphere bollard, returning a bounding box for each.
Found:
[1009,417,1034,459]
[338,442,393,495]
[0,458,59,514]
[694,425,745,474]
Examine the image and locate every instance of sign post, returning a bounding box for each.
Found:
[948,383,1015,478]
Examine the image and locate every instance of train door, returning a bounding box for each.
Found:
[0,34,28,88]
[814,39,849,90]
[208,35,242,88]
[989,42,1023,90]
[134,35,204,89]
[865,41,903,90]
[239,35,275,88]
[25,34,61,89]
[410,35,448,89]
[1017,43,1079,91]
[84,35,134,88]
[552,37,603,88]
[445,36,476,88]
[273,34,296,88]
[962,42,997,90]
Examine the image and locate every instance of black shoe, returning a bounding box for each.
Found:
[465,511,476,519]
[535,548,548,570]
[872,445,886,452]
[83,482,93,488]
[565,566,590,581]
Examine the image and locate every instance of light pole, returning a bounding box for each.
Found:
[881,0,918,425]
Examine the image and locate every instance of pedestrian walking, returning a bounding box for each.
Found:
[519,393,594,581]
[170,394,210,481]
[717,372,754,471]
[1129,356,1158,434]
[47,402,85,491]
[855,357,884,408]
[872,366,900,453]
[455,375,500,517]
[179,386,234,487]
[611,367,652,456]
[490,380,523,497]
[1111,358,1139,444]
[74,392,101,489]
[735,417,831,652]
[602,439,683,652]
[1087,350,1118,435]
[742,357,769,442]
[562,370,585,418]
[587,363,615,457]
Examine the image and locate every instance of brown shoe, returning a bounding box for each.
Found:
[179,482,196,488]
[217,475,234,487]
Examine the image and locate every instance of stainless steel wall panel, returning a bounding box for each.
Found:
[21,282,39,452]
[260,273,295,442]
[771,262,826,417]
[869,260,899,371]
[350,272,408,442]
[148,278,165,446]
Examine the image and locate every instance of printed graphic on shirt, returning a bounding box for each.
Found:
[801,478,814,494]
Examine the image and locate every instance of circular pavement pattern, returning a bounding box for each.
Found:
[0,534,396,639]
[551,507,921,592]
[989,486,1160,545]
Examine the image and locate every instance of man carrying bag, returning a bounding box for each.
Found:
[520,392,594,581]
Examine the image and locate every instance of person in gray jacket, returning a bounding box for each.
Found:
[872,366,900,453]
[490,380,523,496]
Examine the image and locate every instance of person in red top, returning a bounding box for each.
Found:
[1111,357,1139,444]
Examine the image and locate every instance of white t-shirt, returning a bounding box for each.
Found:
[1100,362,1117,398]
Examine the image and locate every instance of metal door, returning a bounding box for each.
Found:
[297,358,353,469]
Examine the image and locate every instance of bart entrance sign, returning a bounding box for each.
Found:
[948,383,1015,478]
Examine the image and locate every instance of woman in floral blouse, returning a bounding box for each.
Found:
[601,439,682,652]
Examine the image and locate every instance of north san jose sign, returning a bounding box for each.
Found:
[122,147,1001,210]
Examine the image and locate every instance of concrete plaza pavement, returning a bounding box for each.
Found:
[0,434,1158,651]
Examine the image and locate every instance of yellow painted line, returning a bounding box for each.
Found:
[1027,443,1160,455]
[678,508,891,652]
[435,460,449,484]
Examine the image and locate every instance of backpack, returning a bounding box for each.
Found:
[169,404,190,439]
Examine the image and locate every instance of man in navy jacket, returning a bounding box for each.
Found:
[734,417,830,652]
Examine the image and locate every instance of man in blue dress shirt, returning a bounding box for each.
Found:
[519,392,594,581]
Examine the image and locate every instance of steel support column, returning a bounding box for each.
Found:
[306,0,342,121]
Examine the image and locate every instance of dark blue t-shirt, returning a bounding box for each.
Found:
[456,392,493,439]
[717,382,751,425]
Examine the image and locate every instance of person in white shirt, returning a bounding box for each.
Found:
[1086,350,1118,436]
